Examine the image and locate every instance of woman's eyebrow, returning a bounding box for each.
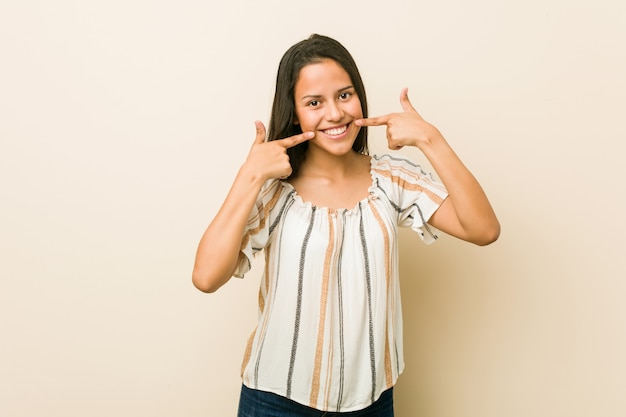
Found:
[300,85,354,101]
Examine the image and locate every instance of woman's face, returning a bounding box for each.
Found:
[293,59,363,157]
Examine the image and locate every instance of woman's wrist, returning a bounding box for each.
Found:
[237,161,267,189]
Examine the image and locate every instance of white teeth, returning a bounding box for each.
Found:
[324,125,347,136]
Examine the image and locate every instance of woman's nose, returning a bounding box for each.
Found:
[325,101,343,122]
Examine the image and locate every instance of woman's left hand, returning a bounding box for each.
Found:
[355,88,441,150]
[357,87,500,246]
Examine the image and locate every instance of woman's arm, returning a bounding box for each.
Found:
[192,122,313,293]
[356,88,500,246]
[416,133,500,246]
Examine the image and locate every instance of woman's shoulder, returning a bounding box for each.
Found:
[257,178,295,204]
[371,153,429,177]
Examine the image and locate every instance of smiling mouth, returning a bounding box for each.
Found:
[322,124,348,136]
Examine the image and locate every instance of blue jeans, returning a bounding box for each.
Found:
[237,384,394,417]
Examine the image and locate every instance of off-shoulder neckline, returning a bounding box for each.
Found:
[279,156,380,214]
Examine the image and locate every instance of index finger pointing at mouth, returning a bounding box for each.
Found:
[355,115,390,127]
[278,131,315,148]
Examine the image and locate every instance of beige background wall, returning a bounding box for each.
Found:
[2,0,625,416]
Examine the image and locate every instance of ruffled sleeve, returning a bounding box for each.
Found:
[372,154,448,244]
[232,179,288,278]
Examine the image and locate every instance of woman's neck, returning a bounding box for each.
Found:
[298,149,366,179]
[288,150,373,210]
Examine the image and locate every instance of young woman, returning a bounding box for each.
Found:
[193,34,500,416]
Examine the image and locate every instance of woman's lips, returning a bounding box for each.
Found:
[321,123,349,138]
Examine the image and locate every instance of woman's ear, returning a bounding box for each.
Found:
[293,119,300,125]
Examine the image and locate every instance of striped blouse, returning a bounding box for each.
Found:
[233,154,448,412]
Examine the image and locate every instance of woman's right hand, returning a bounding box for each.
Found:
[244,121,314,181]
[192,121,314,293]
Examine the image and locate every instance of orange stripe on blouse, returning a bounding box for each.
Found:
[240,181,284,251]
[240,327,257,382]
[372,167,445,206]
[310,211,335,407]
[370,202,394,387]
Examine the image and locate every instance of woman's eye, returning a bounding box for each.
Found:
[308,100,319,107]
[339,92,352,100]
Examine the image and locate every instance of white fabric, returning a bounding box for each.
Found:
[234,154,448,412]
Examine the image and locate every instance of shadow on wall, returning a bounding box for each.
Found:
[393,227,518,416]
